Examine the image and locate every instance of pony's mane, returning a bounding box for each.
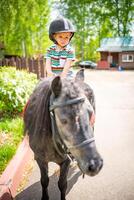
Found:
[24,78,52,137]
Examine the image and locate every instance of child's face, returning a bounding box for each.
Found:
[54,32,72,47]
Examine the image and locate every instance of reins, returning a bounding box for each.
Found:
[49,95,95,158]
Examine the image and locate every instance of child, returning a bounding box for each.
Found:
[45,17,75,78]
[45,17,95,127]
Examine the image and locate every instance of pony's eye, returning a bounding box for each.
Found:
[61,119,67,124]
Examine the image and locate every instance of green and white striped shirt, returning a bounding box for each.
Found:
[45,44,75,73]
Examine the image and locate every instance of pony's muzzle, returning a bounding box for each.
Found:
[77,156,103,176]
[88,158,103,176]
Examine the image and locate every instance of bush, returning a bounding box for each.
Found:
[0,67,38,118]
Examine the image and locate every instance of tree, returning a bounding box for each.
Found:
[0,0,50,57]
[54,0,134,61]
[97,0,134,37]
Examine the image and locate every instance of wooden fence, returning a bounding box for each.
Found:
[0,57,46,79]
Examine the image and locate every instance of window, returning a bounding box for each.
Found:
[122,54,133,62]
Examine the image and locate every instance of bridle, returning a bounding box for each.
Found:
[49,95,95,158]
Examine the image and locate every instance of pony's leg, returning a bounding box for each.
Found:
[58,157,71,200]
[36,158,49,200]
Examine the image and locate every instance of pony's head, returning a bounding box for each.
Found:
[50,70,103,176]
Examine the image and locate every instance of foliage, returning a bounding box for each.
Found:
[0,67,37,118]
[0,0,133,60]
[0,0,51,56]
[54,0,134,61]
[0,117,23,174]
[97,0,134,37]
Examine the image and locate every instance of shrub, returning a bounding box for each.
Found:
[0,67,38,118]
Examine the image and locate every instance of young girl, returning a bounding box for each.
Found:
[45,17,75,78]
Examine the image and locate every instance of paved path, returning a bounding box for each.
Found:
[16,70,134,200]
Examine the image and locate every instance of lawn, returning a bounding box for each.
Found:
[0,116,23,175]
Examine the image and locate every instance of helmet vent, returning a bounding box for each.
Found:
[63,18,69,30]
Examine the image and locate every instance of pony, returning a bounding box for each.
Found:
[23,69,103,200]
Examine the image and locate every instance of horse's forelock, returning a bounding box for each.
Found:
[60,79,82,100]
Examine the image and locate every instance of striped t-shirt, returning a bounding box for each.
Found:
[45,44,75,73]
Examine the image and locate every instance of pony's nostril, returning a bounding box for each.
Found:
[88,159,103,173]
[99,159,103,170]
[88,159,96,172]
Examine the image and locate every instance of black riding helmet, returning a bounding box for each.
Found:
[49,17,75,43]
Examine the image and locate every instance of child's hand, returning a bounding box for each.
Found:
[47,72,55,77]
[60,72,66,78]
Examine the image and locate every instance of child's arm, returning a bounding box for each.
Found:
[46,58,55,77]
[60,59,72,78]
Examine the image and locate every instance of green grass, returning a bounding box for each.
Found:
[0,117,23,175]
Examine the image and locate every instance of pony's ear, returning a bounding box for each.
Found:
[51,76,62,97]
[75,69,85,82]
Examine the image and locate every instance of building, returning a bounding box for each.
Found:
[97,37,134,70]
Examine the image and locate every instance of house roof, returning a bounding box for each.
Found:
[97,36,134,52]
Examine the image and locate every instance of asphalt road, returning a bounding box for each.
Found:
[16,70,134,200]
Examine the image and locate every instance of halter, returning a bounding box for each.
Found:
[49,95,95,158]
[49,97,86,111]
